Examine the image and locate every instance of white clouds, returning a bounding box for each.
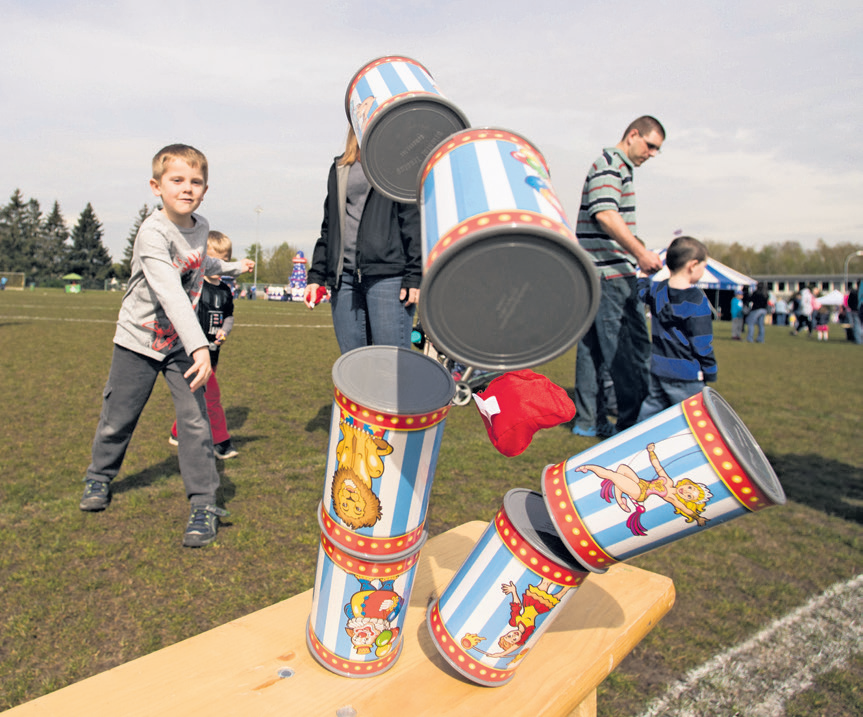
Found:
[1,0,861,261]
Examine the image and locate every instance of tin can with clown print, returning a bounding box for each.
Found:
[426,489,589,687]
[307,522,426,678]
[542,387,786,573]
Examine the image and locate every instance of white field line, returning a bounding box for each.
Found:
[0,315,331,328]
[636,573,863,717]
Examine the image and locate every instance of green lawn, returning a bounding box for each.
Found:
[0,289,860,715]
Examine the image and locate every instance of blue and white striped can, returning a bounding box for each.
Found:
[427,489,588,687]
[321,346,455,559]
[542,388,786,573]
[417,128,599,370]
[307,525,425,678]
[345,56,469,202]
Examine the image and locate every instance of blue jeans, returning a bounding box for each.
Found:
[638,377,705,422]
[746,308,767,342]
[850,312,862,344]
[330,272,415,354]
[574,276,651,431]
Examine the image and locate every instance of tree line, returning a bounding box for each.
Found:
[3,189,861,287]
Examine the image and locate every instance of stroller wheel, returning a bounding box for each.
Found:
[453,381,473,406]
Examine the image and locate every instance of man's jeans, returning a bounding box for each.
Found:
[574,276,651,431]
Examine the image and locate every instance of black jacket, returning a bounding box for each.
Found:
[307,158,422,291]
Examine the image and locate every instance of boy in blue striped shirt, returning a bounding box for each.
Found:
[636,236,717,421]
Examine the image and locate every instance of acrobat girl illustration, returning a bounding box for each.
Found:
[576,442,713,536]
[461,579,570,661]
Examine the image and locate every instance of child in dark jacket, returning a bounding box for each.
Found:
[636,236,717,422]
[169,231,239,459]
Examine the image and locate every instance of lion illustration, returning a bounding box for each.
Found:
[332,467,383,529]
[331,420,392,528]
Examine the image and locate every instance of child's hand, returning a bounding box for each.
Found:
[214,330,227,345]
[185,346,213,392]
[239,259,255,274]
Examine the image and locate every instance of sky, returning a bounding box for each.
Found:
[2,0,862,263]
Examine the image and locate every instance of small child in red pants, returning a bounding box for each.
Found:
[169,230,238,459]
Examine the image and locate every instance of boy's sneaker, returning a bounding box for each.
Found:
[571,425,597,437]
[182,505,229,548]
[79,479,111,511]
[214,439,238,460]
[168,433,179,447]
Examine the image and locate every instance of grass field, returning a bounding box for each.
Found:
[1,289,861,715]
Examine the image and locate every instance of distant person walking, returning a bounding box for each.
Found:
[572,116,666,436]
[746,282,770,343]
[730,290,745,340]
[846,281,861,344]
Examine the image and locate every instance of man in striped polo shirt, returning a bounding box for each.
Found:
[572,116,666,436]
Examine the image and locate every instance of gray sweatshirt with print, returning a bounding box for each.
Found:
[113,210,244,360]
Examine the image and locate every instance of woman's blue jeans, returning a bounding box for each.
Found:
[330,272,415,354]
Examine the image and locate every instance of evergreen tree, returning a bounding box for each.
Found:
[120,204,152,280]
[34,201,70,279]
[69,203,113,281]
[0,189,41,275]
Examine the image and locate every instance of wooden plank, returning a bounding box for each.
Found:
[7,521,674,717]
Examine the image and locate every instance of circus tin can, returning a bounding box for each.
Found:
[427,488,589,686]
[542,387,786,573]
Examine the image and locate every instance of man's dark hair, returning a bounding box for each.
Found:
[623,115,666,141]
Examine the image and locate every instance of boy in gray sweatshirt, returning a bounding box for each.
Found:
[79,144,254,548]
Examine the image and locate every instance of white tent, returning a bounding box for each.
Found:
[651,250,757,290]
[815,289,844,306]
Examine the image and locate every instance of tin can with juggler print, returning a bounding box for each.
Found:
[345,55,469,202]
[541,388,786,573]
[320,346,455,560]
[426,489,589,686]
[416,128,599,370]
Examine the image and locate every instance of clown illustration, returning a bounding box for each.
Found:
[331,419,393,529]
[461,578,570,662]
[352,95,376,134]
[576,442,713,536]
[344,576,404,657]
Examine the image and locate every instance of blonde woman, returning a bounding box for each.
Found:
[305,126,421,353]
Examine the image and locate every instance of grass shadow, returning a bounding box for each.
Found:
[224,406,250,431]
[305,403,332,433]
[111,456,181,495]
[768,452,863,524]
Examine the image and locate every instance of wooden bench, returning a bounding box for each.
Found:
[7,521,674,716]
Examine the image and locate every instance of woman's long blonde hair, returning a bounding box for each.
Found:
[338,125,360,167]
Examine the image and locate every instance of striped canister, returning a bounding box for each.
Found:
[427,489,589,686]
[345,55,469,202]
[542,388,786,573]
[307,524,426,678]
[321,346,455,559]
[417,128,599,370]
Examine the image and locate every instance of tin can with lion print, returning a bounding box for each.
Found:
[307,520,426,678]
[321,346,455,560]
[541,387,786,573]
[426,489,588,687]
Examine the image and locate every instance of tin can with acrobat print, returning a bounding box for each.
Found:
[345,55,469,202]
[307,523,426,678]
[321,346,455,560]
[542,387,786,573]
[426,489,588,687]
[416,128,599,370]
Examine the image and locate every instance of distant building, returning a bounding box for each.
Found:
[753,273,863,298]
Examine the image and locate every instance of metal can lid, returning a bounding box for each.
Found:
[332,345,455,415]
